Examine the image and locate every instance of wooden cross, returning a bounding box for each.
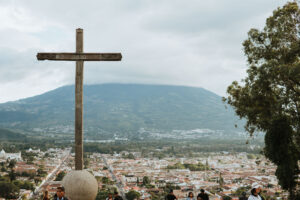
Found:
[37,28,122,170]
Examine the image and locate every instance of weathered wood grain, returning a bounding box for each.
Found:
[37,53,122,61]
[75,28,84,170]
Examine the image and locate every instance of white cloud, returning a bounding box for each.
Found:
[0,0,287,103]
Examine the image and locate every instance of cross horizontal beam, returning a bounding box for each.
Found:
[37,53,122,61]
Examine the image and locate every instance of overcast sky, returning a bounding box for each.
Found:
[0,0,287,103]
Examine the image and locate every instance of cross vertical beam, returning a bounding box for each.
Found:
[36,28,122,172]
[75,28,84,170]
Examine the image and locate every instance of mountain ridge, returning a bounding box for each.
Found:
[0,83,243,135]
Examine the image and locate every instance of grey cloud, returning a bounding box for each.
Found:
[0,0,290,103]
[0,48,72,83]
[142,0,287,34]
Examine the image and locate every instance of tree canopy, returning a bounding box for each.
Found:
[125,190,140,200]
[55,171,66,181]
[224,2,300,198]
[142,176,150,186]
[0,181,19,199]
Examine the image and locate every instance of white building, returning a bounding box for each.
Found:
[0,149,22,161]
[27,148,40,153]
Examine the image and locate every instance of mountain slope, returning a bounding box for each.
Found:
[0,84,242,134]
[0,128,26,140]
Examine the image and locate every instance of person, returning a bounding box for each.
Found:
[114,191,123,200]
[197,196,203,200]
[197,189,209,200]
[252,184,264,200]
[106,193,113,200]
[256,186,265,200]
[187,192,195,200]
[239,192,247,200]
[248,188,261,200]
[53,186,69,200]
[42,190,49,200]
[165,189,177,200]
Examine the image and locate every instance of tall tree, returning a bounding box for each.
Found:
[8,160,16,170]
[142,176,150,186]
[224,2,300,198]
[9,170,16,182]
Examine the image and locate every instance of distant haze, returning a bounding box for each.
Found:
[0,0,286,103]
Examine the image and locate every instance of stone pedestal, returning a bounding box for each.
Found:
[62,170,98,200]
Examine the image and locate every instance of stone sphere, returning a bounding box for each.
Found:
[62,170,98,200]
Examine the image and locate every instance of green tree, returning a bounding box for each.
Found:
[21,194,28,200]
[55,171,66,181]
[95,187,117,200]
[125,190,140,200]
[264,117,299,197]
[224,2,300,198]
[29,173,35,180]
[9,169,16,181]
[84,157,90,169]
[142,176,150,186]
[219,173,224,187]
[1,162,6,172]
[0,181,19,199]
[167,163,185,169]
[234,187,249,196]
[222,196,232,200]
[127,153,135,159]
[37,165,47,177]
[102,177,109,184]
[150,192,160,200]
[96,190,109,200]
[13,180,34,191]
[34,177,41,185]
[26,156,34,164]
[8,160,16,170]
